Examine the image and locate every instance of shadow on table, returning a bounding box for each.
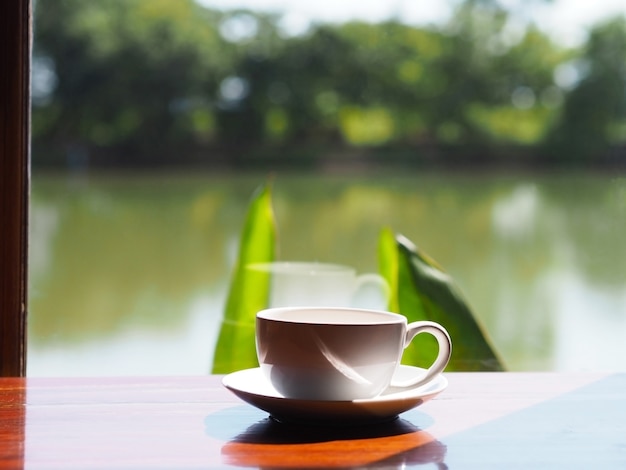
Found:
[219,414,447,469]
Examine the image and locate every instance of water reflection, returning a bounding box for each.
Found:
[28,172,626,375]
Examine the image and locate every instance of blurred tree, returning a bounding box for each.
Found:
[548,17,626,164]
[30,0,625,168]
[33,0,232,166]
[212,10,287,148]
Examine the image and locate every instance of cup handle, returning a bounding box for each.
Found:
[353,273,390,303]
[390,321,452,389]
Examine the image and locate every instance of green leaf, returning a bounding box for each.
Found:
[211,182,277,373]
[378,228,505,371]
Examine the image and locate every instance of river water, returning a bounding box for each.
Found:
[27,170,626,375]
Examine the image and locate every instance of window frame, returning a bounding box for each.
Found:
[0,0,30,377]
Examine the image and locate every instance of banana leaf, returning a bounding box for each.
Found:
[378,228,505,371]
[211,183,277,373]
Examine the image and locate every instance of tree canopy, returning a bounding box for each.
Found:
[32,0,626,168]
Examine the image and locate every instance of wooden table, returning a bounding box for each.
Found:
[1,372,625,469]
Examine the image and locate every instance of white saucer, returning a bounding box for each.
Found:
[222,365,447,425]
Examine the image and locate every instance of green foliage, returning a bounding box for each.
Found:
[31,0,626,166]
[33,0,231,161]
[548,17,626,162]
[378,228,505,371]
[211,182,276,373]
[212,185,504,373]
[466,104,554,144]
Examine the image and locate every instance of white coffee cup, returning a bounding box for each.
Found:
[246,262,388,309]
[256,306,452,401]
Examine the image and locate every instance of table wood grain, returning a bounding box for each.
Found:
[1,372,624,469]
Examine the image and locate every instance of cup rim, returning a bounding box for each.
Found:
[256,306,405,325]
[246,261,356,275]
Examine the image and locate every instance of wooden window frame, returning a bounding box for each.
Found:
[0,0,30,377]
